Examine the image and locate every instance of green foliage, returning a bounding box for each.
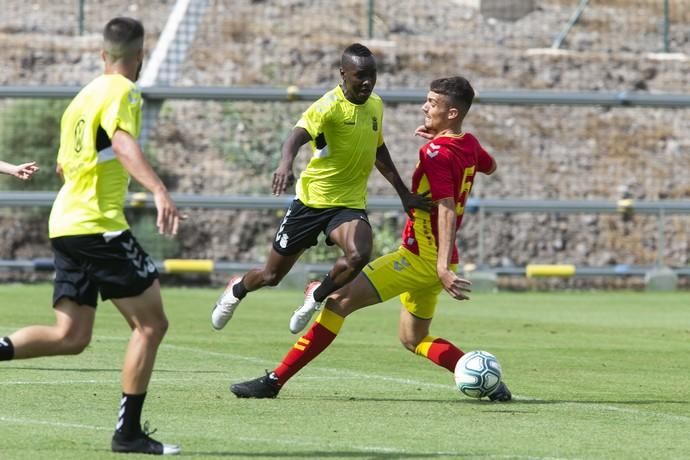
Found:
[127,212,180,260]
[219,101,302,175]
[0,99,69,191]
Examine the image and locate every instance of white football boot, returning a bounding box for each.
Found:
[288,281,322,334]
[211,276,243,330]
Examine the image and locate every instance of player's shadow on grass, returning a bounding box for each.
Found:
[284,395,689,406]
[190,451,459,458]
[510,398,689,406]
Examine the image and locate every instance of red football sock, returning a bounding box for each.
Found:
[274,308,344,385]
[415,336,464,372]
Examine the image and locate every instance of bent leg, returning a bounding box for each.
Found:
[312,219,372,302]
[274,273,381,385]
[8,298,94,359]
[241,248,303,291]
[399,307,465,373]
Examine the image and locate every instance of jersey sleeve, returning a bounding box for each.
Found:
[422,147,456,200]
[101,82,142,139]
[475,141,494,174]
[295,97,332,141]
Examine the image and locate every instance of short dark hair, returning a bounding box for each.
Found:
[103,17,144,61]
[341,43,373,65]
[430,77,475,117]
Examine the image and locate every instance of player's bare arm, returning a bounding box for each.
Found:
[436,197,471,300]
[111,129,183,236]
[0,160,39,180]
[272,127,311,196]
[413,124,436,140]
[375,143,432,217]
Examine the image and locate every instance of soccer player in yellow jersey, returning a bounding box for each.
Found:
[0,160,39,180]
[0,18,182,455]
[212,43,430,334]
[230,76,512,402]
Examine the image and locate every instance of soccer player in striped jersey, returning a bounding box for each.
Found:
[0,17,182,454]
[230,76,511,402]
[211,43,430,334]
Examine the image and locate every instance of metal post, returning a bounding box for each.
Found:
[368,0,374,39]
[478,205,485,266]
[663,0,670,52]
[78,0,85,35]
[552,0,589,49]
[657,208,666,266]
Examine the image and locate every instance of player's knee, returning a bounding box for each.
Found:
[261,270,283,287]
[399,336,419,353]
[61,329,92,355]
[345,248,371,271]
[139,316,169,343]
[325,294,354,316]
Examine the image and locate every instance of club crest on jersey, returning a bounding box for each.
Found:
[372,116,378,131]
[425,142,441,158]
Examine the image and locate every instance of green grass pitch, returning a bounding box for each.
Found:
[1,284,689,459]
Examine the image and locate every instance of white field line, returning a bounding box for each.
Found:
[165,342,690,423]
[0,376,228,386]
[238,436,575,460]
[0,418,571,459]
[0,415,111,432]
[4,338,689,425]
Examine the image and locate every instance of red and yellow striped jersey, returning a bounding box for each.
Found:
[401,133,494,263]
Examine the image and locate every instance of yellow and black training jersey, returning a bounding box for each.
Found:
[49,74,142,238]
[295,84,384,209]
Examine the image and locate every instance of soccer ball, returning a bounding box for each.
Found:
[454,350,502,398]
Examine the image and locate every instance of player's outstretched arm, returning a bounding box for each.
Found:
[0,160,39,180]
[111,129,183,236]
[375,143,432,217]
[272,127,311,196]
[436,197,472,300]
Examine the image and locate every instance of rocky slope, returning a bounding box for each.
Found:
[1,0,689,286]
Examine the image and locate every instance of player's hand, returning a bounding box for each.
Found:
[153,189,186,236]
[439,269,472,301]
[272,165,295,196]
[414,125,436,140]
[13,161,39,180]
[401,190,433,218]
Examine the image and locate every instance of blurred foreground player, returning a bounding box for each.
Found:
[0,17,183,455]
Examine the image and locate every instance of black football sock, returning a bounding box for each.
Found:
[115,393,146,439]
[0,336,15,361]
[313,274,339,303]
[232,279,248,299]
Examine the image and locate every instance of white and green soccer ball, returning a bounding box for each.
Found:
[454,350,502,398]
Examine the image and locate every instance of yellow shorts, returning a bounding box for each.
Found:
[362,247,455,320]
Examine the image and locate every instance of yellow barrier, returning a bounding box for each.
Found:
[130,192,149,208]
[617,198,634,214]
[526,264,576,278]
[163,259,214,274]
[286,85,300,101]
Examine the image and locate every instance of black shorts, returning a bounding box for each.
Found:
[51,230,158,308]
[272,199,370,255]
